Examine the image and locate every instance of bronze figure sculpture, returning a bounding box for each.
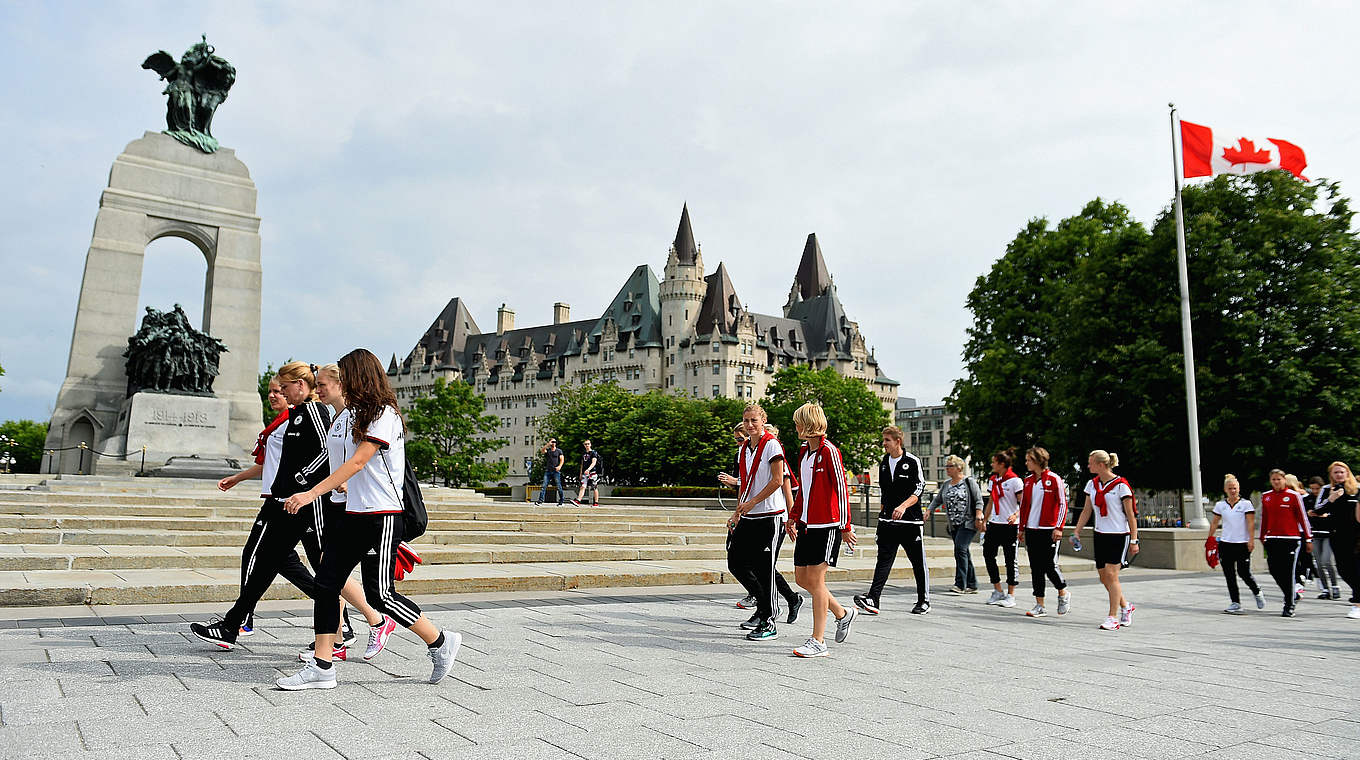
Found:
[142,35,236,153]
[124,305,229,395]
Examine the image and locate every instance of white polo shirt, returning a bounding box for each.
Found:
[988,474,1023,525]
[345,405,405,515]
[741,435,787,518]
[1084,478,1133,534]
[260,424,286,498]
[1213,498,1255,543]
[325,407,352,505]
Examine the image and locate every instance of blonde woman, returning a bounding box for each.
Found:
[1071,450,1138,630]
[785,403,858,657]
[1317,462,1360,618]
[725,404,793,641]
[928,454,982,595]
[1208,474,1263,614]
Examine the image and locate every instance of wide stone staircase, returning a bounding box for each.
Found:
[0,475,1093,606]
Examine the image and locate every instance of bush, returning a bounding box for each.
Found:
[611,486,737,498]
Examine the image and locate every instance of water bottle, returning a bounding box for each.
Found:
[1069,534,1083,552]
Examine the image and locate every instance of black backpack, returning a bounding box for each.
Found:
[381,446,428,542]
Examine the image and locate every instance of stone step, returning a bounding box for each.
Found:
[0,553,1096,606]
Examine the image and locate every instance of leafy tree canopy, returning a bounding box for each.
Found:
[762,365,890,477]
[948,172,1360,491]
[0,420,48,474]
[405,377,508,488]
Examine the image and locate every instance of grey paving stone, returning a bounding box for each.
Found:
[547,725,705,760]
[78,715,235,751]
[0,721,84,760]
[173,730,346,760]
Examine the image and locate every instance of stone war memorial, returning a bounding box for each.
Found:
[41,37,261,477]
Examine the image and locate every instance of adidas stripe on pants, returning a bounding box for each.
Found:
[726,515,794,622]
[223,500,324,630]
[313,511,422,634]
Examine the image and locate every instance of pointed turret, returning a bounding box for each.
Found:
[696,262,742,337]
[795,233,832,300]
[673,203,699,265]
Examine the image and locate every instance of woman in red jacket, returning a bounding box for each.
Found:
[1018,446,1071,618]
[1261,468,1313,617]
[785,403,858,657]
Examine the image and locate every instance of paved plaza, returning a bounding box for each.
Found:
[0,569,1357,760]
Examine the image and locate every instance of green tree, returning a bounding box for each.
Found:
[949,174,1360,490]
[762,365,890,477]
[405,377,508,487]
[0,420,48,473]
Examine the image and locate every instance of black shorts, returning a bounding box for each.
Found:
[794,525,842,567]
[1094,532,1131,569]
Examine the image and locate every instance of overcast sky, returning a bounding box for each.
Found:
[3,3,1358,423]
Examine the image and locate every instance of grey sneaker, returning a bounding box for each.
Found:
[1254,592,1266,610]
[276,662,337,691]
[792,637,828,658]
[1056,593,1072,615]
[1026,604,1046,618]
[1224,602,1243,614]
[998,594,1016,608]
[834,607,857,643]
[985,590,1005,605]
[736,595,757,609]
[427,631,462,684]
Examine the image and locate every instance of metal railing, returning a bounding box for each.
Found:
[43,443,148,476]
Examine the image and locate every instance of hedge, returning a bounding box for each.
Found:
[476,487,512,496]
[611,486,737,498]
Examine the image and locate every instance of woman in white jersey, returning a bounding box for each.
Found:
[313,363,394,662]
[1071,450,1138,630]
[277,349,460,690]
[1208,474,1264,614]
[726,404,792,641]
[982,448,1023,608]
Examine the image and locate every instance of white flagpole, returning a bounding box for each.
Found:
[1169,103,1208,529]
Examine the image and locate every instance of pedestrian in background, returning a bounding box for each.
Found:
[929,455,981,595]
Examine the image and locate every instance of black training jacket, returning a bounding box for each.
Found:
[270,401,332,499]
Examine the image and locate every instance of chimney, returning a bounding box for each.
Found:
[553,302,571,325]
[496,304,515,335]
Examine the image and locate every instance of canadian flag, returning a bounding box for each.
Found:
[1180,120,1308,181]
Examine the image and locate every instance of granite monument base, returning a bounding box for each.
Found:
[117,392,233,475]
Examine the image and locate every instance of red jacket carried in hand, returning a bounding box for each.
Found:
[789,438,849,529]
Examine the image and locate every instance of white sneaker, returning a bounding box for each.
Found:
[1026,604,1046,618]
[1099,616,1120,631]
[998,594,1016,608]
[1056,592,1072,615]
[1347,606,1360,620]
[1224,602,1243,614]
[275,662,337,691]
[1254,592,1266,610]
[792,637,828,658]
[427,630,462,683]
[1119,604,1135,627]
[985,590,1005,605]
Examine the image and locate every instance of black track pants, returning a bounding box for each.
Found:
[867,521,928,605]
[1264,537,1302,610]
[314,512,422,635]
[726,516,793,622]
[1332,527,1358,603]
[1023,529,1067,599]
[224,500,324,629]
[983,523,1019,587]
[1217,541,1260,604]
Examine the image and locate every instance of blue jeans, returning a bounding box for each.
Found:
[952,525,978,590]
[540,470,563,504]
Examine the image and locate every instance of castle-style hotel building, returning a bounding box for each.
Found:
[388,205,898,482]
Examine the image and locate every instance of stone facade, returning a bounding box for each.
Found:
[390,205,899,482]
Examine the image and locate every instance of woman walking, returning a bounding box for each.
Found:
[315,363,397,662]
[1208,474,1264,614]
[853,426,928,615]
[786,403,858,657]
[277,349,460,690]
[1018,447,1071,618]
[1318,462,1360,618]
[982,449,1024,607]
[929,455,982,595]
[1259,468,1312,618]
[1071,450,1138,630]
[1303,476,1338,599]
[190,362,335,650]
[723,404,796,640]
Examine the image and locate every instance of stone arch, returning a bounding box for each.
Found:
[43,132,261,471]
[58,410,101,474]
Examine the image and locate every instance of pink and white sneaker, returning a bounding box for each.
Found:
[1099,616,1121,631]
[364,615,398,661]
[1119,604,1135,627]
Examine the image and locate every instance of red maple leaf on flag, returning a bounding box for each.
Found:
[1222,138,1272,166]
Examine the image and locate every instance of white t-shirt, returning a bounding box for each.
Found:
[988,475,1023,524]
[1213,498,1255,543]
[260,424,286,498]
[887,455,902,480]
[345,405,406,514]
[801,452,815,513]
[1025,480,1045,529]
[1084,478,1133,534]
[741,436,787,518]
[325,407,352,504]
